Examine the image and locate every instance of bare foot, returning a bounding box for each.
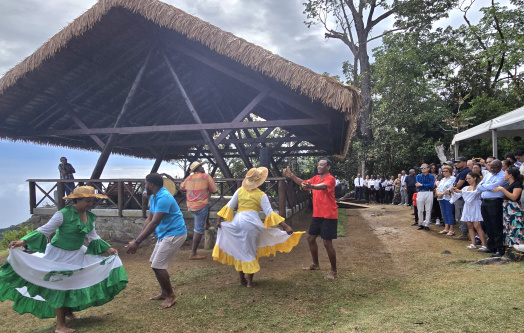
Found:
[240,277,247,286]
[247,282,255,288]
[189,254,206,260]
[149,293,167,300]
[55,326,75,333]
[324,271,338,280]
[303,264,320,271]
[158,296,177,309]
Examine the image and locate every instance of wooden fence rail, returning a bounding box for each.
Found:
[27,178,310,219]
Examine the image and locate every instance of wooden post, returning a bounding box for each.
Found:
[204,227,216,250]
[91,50,152,179]
[29,181,36,214]
[57,182,65,209]
[141,181,148,218]
[150,156,163,173]
[117,181,124,217]
[278,180,286,218]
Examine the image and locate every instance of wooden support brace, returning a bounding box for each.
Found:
[90,50,152,179]
[162,51,233,178]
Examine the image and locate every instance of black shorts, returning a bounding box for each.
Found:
[308,217,338,240]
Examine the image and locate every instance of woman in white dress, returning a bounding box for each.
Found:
[452,172,488,250]
[2,186,127,333]
[213,167,304,287]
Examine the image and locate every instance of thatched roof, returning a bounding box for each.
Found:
[0,0,360,160]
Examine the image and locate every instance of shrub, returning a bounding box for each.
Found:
[0,225,33,250]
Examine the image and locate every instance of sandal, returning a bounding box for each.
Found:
[446,231,455,236]
[466,244,477,249]
[438,230,449,234]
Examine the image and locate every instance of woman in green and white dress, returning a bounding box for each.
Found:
[0,186,127,333]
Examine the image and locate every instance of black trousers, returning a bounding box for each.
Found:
[386,190,394,204]
[407,186,416,206]
[378,188,385,203]
[481,198,504,253]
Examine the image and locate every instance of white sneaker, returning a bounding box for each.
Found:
[435,219,441,226]
[398,203,403,206]
[466,244,477,249]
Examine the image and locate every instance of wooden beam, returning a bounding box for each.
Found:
[167,45,328,121]
[68,113,105,149]
[151,156,163,173]
[213,89,270,145]
[35,118,325,136]
[242,127,274,155]
[233,131,254,169]
[162,52,233,179]
[90,50,152,179]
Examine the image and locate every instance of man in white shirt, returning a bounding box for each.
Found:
[368,176,376,203]
[354,173,364,200]
[480,156,495,179]
[399,170,407,205]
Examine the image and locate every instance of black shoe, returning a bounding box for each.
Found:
[411,222,419,226]
[478,247,492,253]
[417,225,424,230]
[491,252,502,258]
[424,227,430,231]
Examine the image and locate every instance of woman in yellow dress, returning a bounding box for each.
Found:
[213,167,304,287]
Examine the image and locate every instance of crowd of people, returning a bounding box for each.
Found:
[351,150,524,258]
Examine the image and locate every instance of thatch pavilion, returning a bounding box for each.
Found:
[0,0,360,179]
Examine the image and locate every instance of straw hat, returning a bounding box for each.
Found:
[63,186,108,200]
[189,160,206,173]
[163,178,177,196]
[242,167,268,190]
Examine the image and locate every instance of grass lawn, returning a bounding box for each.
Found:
[0,205,523,332]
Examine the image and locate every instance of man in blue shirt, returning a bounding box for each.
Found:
[451,156,471,240]
[416,164,436,231]
[476,160,506,257]
[127,173,187,309]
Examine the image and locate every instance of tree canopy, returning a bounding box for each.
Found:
[306,0,524,179]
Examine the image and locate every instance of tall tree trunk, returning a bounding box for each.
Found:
[357,43,373,140]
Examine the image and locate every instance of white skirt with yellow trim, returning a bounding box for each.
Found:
[213,210,303,274]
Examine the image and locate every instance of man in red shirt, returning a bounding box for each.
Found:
[284,158,338,279]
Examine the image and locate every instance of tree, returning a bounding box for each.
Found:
[303,0,455,144]
[370,0,523,166]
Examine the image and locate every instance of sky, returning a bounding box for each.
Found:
[0,0,494,228]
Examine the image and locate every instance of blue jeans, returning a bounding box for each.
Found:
[191,205,209,234]
[64,182,75,196]
[439,199,454,225]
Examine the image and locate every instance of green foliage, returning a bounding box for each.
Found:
[0,225,33,250]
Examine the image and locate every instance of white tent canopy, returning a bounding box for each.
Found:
[452,106,524,158]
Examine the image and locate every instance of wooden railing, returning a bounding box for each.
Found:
[27,178,310,218]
